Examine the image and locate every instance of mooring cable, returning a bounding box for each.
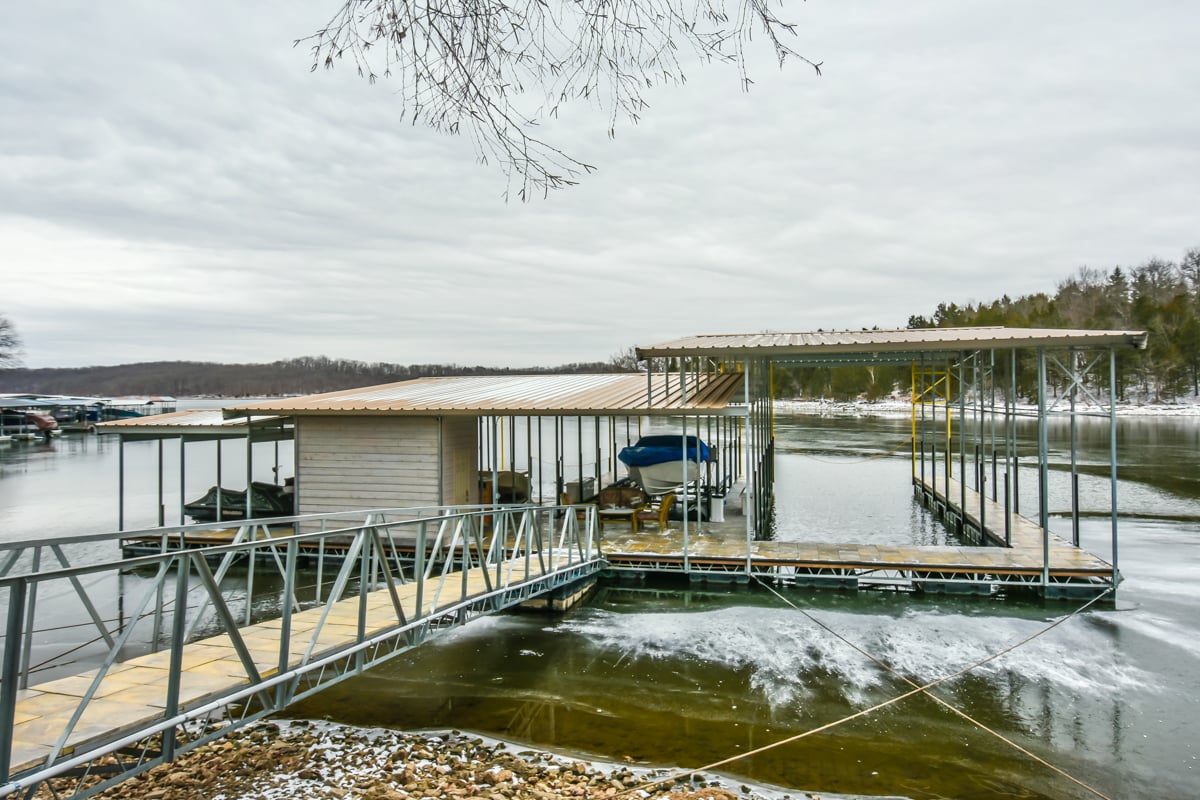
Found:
[754,579,1113,799]
[613,583,1113,800]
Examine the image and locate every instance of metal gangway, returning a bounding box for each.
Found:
[0,503,604,798]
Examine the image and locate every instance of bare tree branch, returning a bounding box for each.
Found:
[297,0,820,199]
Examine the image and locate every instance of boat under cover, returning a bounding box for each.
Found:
[184,481,294,522]
[618,435,710,495]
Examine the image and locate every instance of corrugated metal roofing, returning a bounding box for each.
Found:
[97,409,287,434]
[224,373,746,417]
[635,326,1148,359]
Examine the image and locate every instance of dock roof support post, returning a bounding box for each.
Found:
[744,359,753,566]
[245,415,254,520]
[1109,347,1120,587]
[990,349,998,503]
[180,438,187,525]
[1037,347,1050,588]
[930,362,937,499]
[944,357,951,490]
[291,423,300,516]
[1004,350,1014,546]
[958,355,967,521]
[492,416,500,514]
[216,439,223,522]
[157,439,165,527]
[118,437,126,531]
[680,357,690,571]
[1070,352,1080,547]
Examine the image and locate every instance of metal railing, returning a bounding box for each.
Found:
[0,503,603,797]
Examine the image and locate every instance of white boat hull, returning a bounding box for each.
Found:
[627,460,701,495]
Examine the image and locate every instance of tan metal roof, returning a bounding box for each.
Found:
[636,326,1148,360]
[97,409,289,437]
[224,373,746,417]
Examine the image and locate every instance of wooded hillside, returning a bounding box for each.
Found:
[0,356,628,397]
[776,245,1199,403]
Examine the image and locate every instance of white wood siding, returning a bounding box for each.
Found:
[297,417,443,514]
[439,417,478,504]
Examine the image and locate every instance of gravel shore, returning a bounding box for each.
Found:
[95,721,847,800]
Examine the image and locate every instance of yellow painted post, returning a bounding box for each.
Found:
[945,370,953,479]
[911,364,917,479]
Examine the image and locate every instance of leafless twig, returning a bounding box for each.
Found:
[297,0,820,199]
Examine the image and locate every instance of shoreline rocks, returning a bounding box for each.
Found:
[94,721,840,800]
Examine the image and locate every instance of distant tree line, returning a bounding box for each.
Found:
[0,355,633,397]
[774,245,1200,403]
[4,246,1197,402]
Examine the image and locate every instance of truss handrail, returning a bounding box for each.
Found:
[0,503,603,795]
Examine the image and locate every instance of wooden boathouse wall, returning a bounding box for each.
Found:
[296,416,478,515]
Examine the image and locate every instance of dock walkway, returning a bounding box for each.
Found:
[1,506,603,797]
[598,477,1115,593]
[9,553,572,777]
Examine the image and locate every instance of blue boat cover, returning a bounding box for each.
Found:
[617,435,710,467]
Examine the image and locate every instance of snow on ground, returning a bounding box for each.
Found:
[775,396,1200,418]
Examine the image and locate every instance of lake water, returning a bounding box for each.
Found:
[2,407,1198,799]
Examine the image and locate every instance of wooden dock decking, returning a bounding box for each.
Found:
[8,553,586,779]
[597,477,1115,587]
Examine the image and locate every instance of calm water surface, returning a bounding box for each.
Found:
[2,409,1199,799]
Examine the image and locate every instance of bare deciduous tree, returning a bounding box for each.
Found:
[299,0,820,199]
[0,314,22,368]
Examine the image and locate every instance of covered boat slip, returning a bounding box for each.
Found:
[97,410,294,529]
[99,374,748,551]
[100,326,1146,599]
[629,326,1146,597]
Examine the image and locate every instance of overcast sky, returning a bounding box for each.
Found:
[2,2,1198,369]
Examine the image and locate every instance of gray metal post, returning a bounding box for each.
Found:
[680,357,690,570]
[744,360,753,565]
[18,549,40,689]
[245,416,254,520]
[162,556,190,759]
[1,581,27,782]
[1109,348,1120,585]
[944,358,951,493]
[118,438,126,531]
[492,416,500,511]
[958,356,966,526]
[216,439,223,521]
[158,439,165,527]
[931,365,937,499]
[415,520,427,618]
[180,438,187,525]
[990,349,998,501]
[919,361,926,488]
[292,421,300,515]
[1070,351,1080,546]
[1037,348,1050,587]
[276,538,298,707]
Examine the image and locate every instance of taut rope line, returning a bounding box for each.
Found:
[613,584,1113,800]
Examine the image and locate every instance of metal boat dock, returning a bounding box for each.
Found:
[598,475,1114,596]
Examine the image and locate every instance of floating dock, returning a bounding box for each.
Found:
[597,477,1115,598]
